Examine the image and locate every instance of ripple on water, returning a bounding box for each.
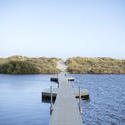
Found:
[0,74,125,125]
[70,74,125,125]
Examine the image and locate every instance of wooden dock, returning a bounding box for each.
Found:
[42,88,89,103]
[49,73,83,125]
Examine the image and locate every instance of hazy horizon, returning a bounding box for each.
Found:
[0,0,125,59]
[1,55,125,60]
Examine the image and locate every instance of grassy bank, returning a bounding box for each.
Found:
[0,56,61,74]
[66,57,125,74]
[1,56,125,74]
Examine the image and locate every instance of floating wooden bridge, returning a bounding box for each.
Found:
[42,73,89,125]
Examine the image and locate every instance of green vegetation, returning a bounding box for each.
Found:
[66,57,125,74]
[0,56,61,74]
[1,56,125,74]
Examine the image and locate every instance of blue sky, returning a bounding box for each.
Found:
[0,0,125,59]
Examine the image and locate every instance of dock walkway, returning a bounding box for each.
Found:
[50,73,83,125]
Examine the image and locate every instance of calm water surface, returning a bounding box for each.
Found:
[0,74,125,125]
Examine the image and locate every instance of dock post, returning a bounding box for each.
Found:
[50,86,53,115]
[79,87,82,114]
[57,73,59,88]
[58,81,59,88]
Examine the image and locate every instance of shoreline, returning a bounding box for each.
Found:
[0,73,125,75]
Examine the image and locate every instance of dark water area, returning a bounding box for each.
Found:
[0,74,125,125]
[71,74,125,125]
[0,74,57,125]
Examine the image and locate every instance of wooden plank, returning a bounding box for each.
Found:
[50,73,83,125]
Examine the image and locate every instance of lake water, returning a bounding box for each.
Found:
[0,74,125,125]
